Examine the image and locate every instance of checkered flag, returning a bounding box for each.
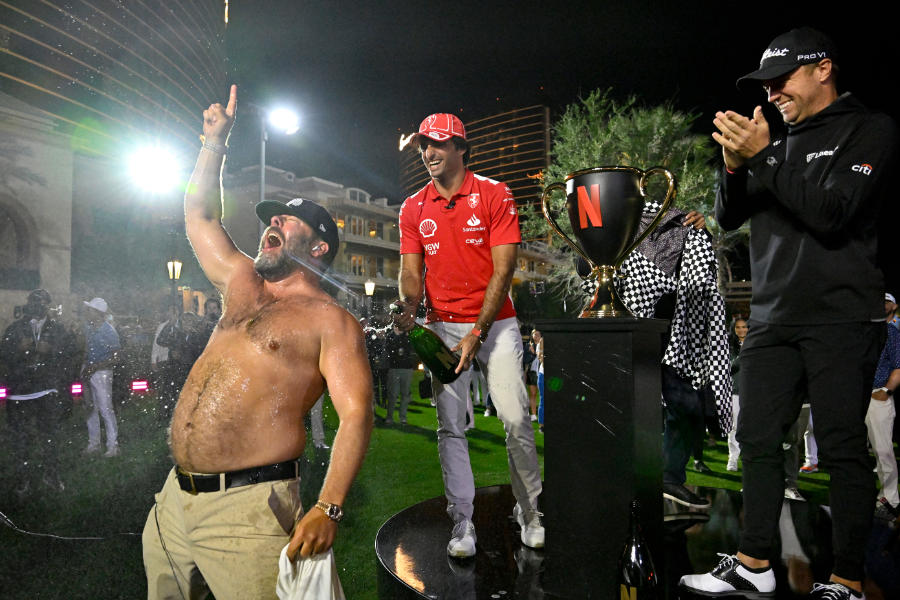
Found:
[661,229,732,433]
[578,207,733,433]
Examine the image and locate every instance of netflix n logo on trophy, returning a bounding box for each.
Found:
[577,184,604,228]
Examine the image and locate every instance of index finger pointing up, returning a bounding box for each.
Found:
[226,84,237,117]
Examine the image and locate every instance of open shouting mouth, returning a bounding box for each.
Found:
[262,227,284,250]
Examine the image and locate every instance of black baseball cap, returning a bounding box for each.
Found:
[255,197,340,266]
[27,289,51,304]
[737,27,838,88]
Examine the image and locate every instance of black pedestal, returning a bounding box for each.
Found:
[536,318,667,598]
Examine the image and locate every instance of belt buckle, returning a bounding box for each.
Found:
[178,467,199,495]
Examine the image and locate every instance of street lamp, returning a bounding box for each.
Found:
[365,279,375,317]
[269,108,300,135]
[167,258,183,311]
[247,102,300,234]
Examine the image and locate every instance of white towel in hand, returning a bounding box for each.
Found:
[275,544,346,600]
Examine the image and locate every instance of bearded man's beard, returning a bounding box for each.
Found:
[253,234,315,281]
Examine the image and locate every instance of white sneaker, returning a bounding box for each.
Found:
[727,458,739,471]
[808,581,865,600]
[679,553,775,598]
[784,486,805,501]
[530,414,538,422]
[483,408,492,417]
[447,520,476,558]
[103,446,120,458]
[83,444,100,455]
[514,504,545,549]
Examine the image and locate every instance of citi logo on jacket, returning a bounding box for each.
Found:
[851,163,873,175]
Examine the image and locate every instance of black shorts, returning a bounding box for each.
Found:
[526,370,537,386]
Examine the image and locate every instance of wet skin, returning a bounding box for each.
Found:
[169,280,338,473]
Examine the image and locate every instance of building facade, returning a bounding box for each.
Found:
[0,0,226,327]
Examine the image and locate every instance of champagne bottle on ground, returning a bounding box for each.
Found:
[618,500,658,600]
[390,304,461,384]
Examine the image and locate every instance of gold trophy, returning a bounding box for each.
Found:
[541,166,676,318]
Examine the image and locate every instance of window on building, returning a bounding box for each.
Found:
[388,223,400,243]
[349,216,365,237]
[349,255,365,276]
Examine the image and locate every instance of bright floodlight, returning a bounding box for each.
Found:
[129,146,180,194]
[268,108,300,135]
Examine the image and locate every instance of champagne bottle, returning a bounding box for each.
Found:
[390,304,461,384]
[617,500,658,600]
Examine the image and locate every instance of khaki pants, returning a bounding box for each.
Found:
[142,468,302,600]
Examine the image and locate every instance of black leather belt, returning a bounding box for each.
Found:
[176,459,299,495]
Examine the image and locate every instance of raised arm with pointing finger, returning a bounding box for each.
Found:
[142,85,372,599]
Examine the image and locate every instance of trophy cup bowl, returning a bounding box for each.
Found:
[541,166,676,318]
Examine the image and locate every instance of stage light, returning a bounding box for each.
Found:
[71,382,83,395]
[132,380,150,393]
[128,145,181,194]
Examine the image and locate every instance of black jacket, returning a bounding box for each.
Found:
[1,317,75,394]
[716,93,898,324]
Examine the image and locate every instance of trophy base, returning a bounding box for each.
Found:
[580,268,634,318]
[580,308,633,318]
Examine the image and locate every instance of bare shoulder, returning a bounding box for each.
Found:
[308,297,365,340]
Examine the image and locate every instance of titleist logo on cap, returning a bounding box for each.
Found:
[761,47,789,63]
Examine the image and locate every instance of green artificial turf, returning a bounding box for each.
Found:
[0,372,844,599]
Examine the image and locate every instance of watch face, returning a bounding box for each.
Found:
[328,505,343,521]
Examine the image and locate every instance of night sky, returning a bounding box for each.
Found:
[219,1,896,200]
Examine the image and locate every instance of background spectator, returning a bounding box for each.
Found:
[384,324,417,425]
[81,297,120,457]
[1,289,76,495]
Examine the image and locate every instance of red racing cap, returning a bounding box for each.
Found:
[413,113,466,145]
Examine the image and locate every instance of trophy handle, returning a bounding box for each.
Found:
[541,181,597,273]
[613,167,677,269]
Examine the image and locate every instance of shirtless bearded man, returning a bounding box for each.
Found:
[141,85,372,599]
